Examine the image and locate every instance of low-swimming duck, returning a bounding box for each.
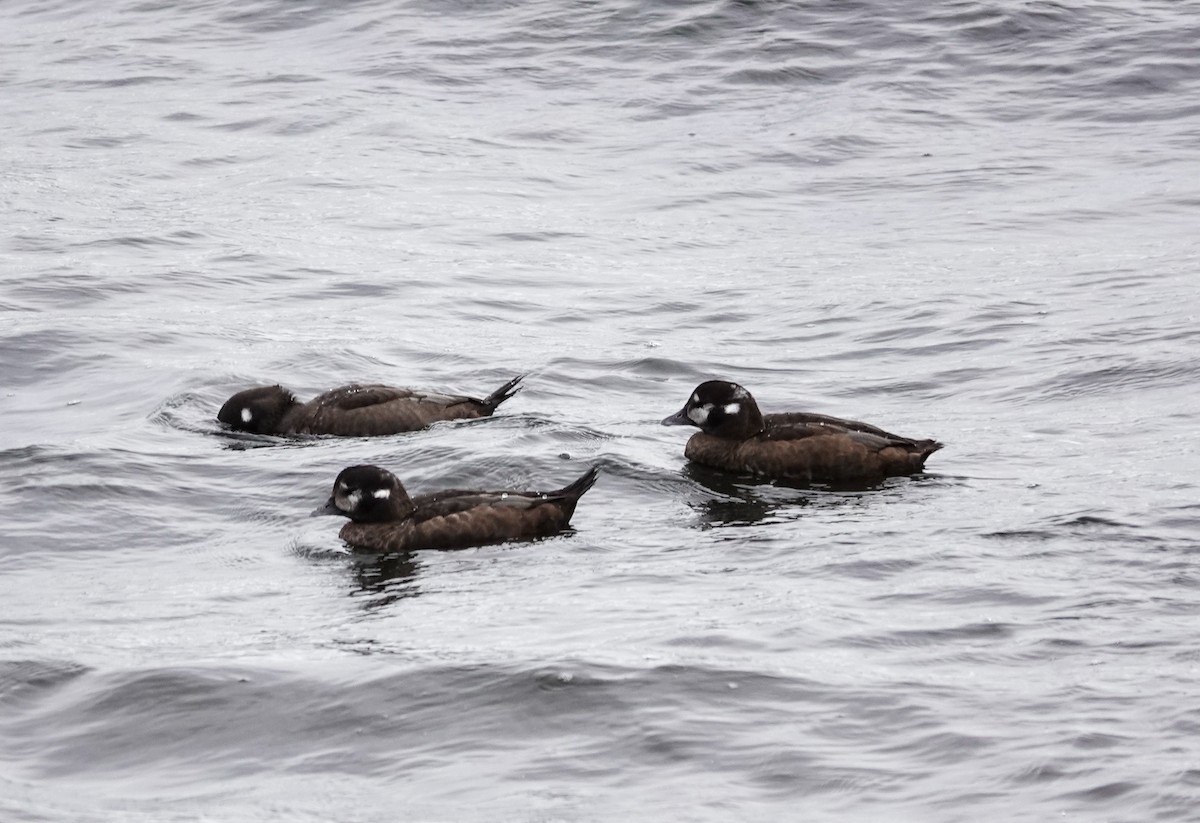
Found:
[663,380,941,485]
[218,375,522,436]
[316,463,600,552]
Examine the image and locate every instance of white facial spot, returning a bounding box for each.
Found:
[691,392,700,404]
[723,402,741,415]
[372,488,391,500]
[241,408,253,423]
[731,386,749,400]
[688,404,711,425]
[346,490,362,510]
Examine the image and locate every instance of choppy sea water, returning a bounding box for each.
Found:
[3,1,1200,820]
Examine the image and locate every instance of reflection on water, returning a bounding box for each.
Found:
[4,0,1199,818]
[683,462,799,528]
[342,527,582,609]
[680,462,888,529]
[348,551,424,608]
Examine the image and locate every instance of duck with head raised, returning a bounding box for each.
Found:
[315,463,600,552]
[218,375,522,437]
[663,380,941,486]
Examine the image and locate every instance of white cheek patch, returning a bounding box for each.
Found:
[346,490,362,510]
[241,408,253,423]
[723,402,740,415]
[688,404,711,425]
[372,488,391,500]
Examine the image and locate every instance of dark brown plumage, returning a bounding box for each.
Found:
[662,380,942,486]
[218,375,522,436]
[315,464,600,552]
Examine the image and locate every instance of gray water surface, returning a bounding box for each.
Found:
[3,1,1200,820]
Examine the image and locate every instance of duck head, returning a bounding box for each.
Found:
[315,465,417,522]
[218,385,299,434]
[662,380,765,439]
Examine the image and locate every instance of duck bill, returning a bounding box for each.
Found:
[661,407,694,427]
[311,497,342,517]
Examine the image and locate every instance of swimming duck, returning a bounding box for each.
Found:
[218,375,522,436]
[662,380,942,485]
[316,464,600,552]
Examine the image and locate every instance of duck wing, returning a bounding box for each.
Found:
[763,412,934,450]
[320,377,523,414]
[402,467,599,548]
[319,384,472,411]
[412,466,599,521]
[410,489,548,519]
[293,384,492,435]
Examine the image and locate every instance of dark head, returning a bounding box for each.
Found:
[662,380,765,439]
[217,386,299,434]
[315,465,416,523]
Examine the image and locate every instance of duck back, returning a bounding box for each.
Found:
[686,413,941,485]
[339,466,599,552]
[283,375,523,436]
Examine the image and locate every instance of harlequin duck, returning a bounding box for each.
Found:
[218,375,522,436]
[315,464,600,552]
[662,380,942,485]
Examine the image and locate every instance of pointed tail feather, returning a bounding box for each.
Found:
[912,439,943,470]
[481,375,524,412]
[556,465,600,500]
